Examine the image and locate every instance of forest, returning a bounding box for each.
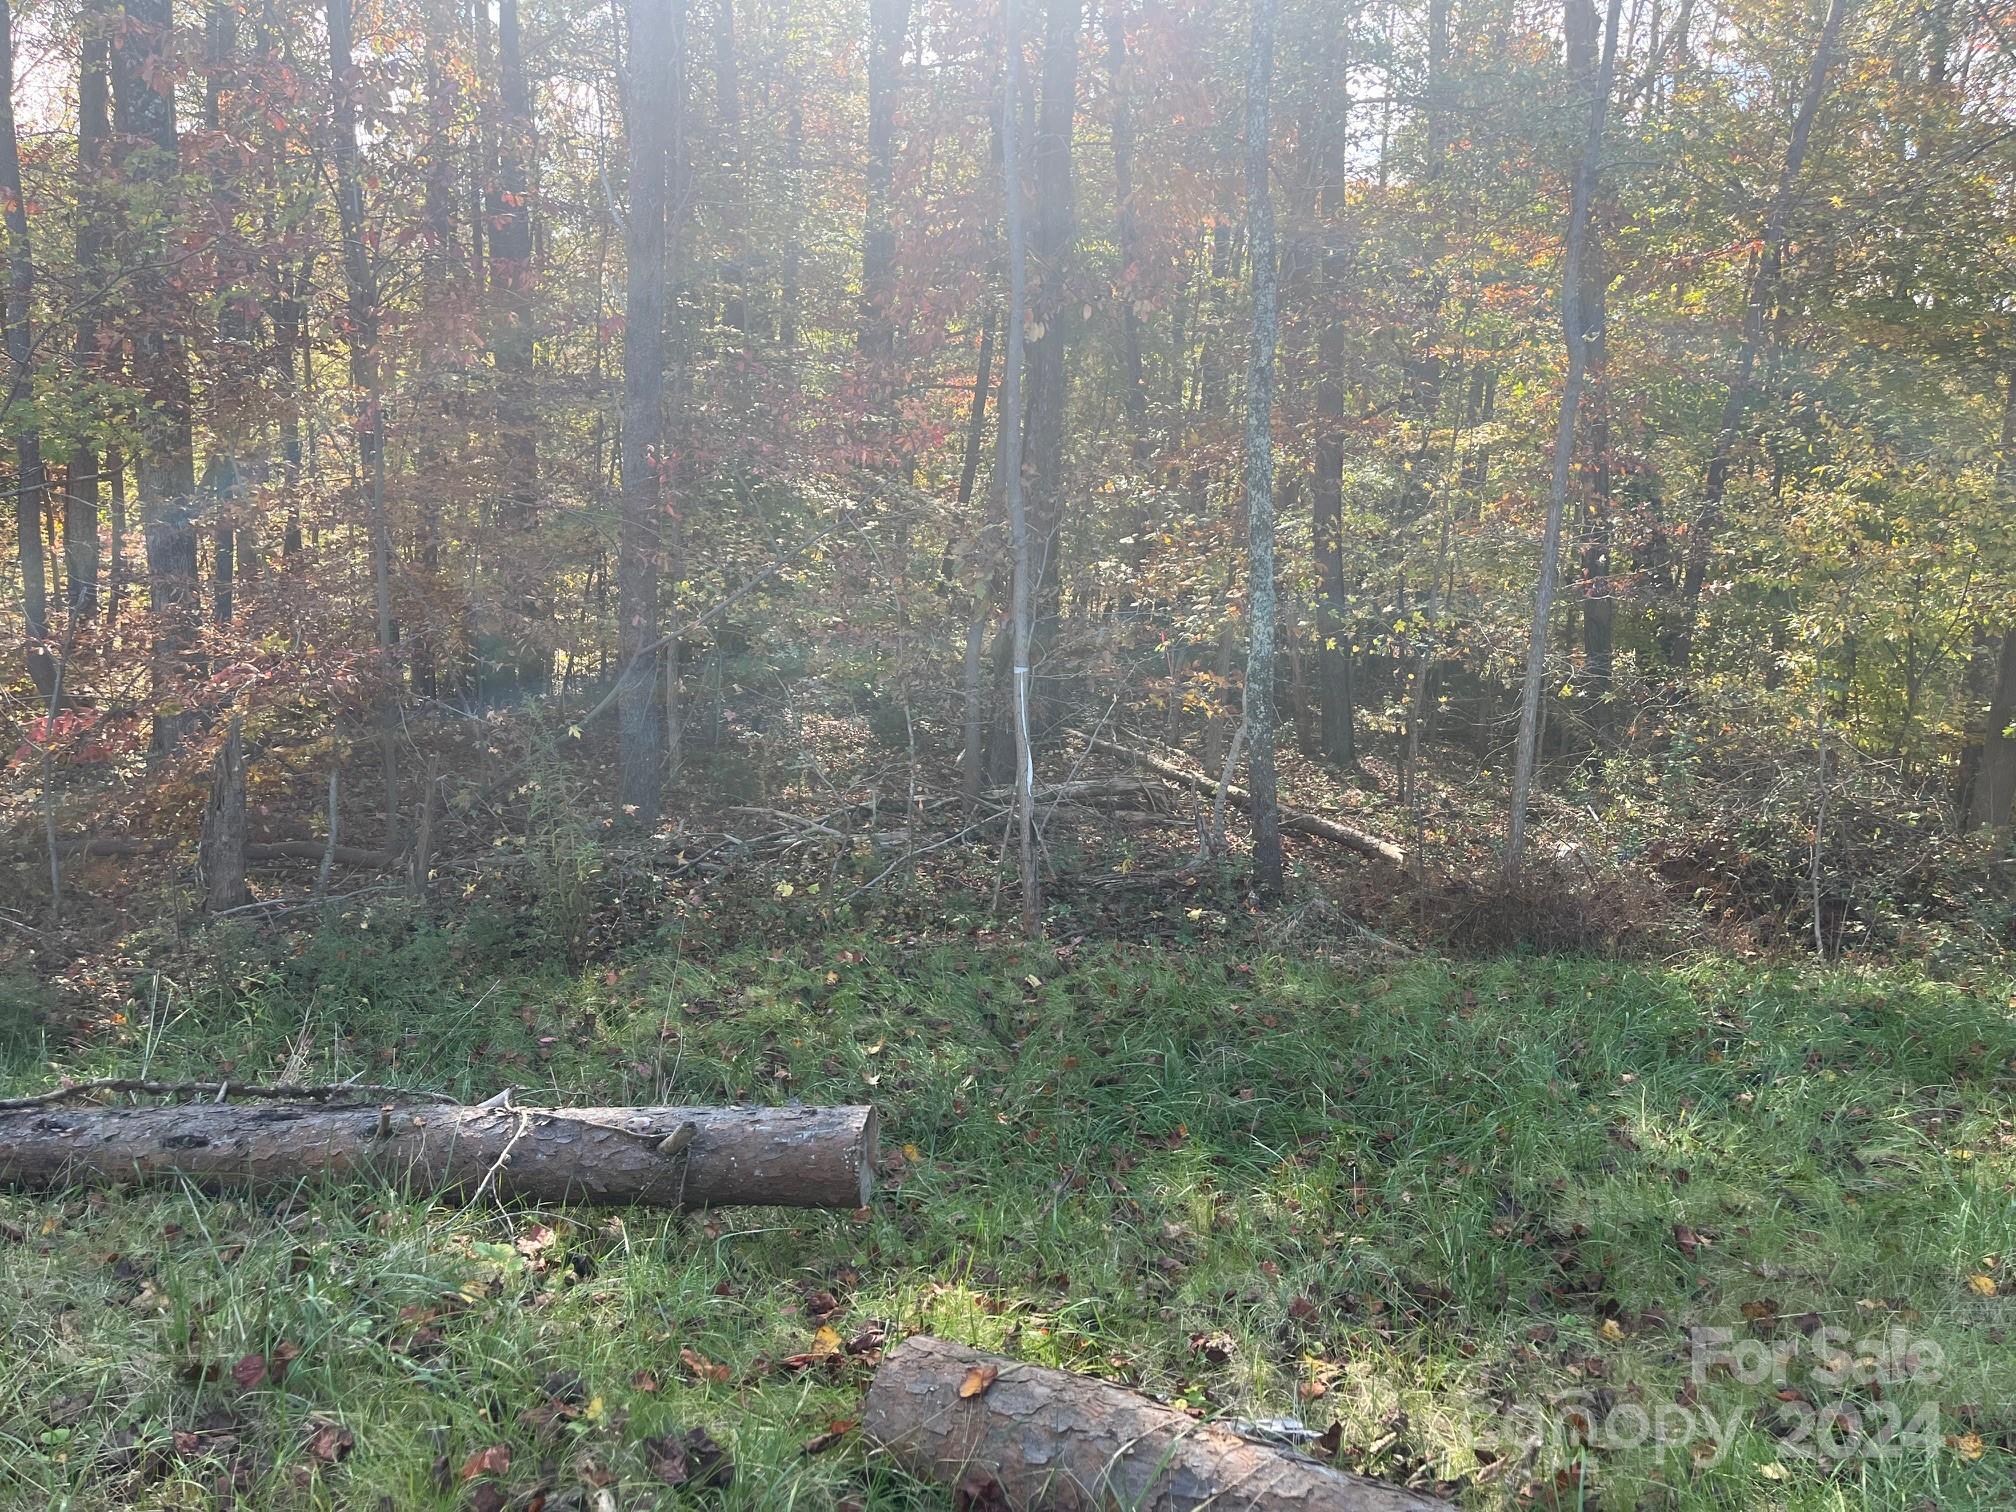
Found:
[0,0,2014,1506]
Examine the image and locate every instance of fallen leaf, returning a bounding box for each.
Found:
[460,1444,510,1481]
[681,1346,731,1383]
[811,1325,844,1359]
[1968,1274,1998,1297]
[958,1363,1000,1399]
[629,1369,661,1393]
[1947,1432,1986,1460]
[230,1352,267,1390]
[1599,1319,1627,1343]
[306,1420,354,1463]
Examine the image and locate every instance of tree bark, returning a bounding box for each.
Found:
[0,1101,877,1210]
[0,0,54,696]
[1671,0,1847,667]
[1241,0,1283,894]
[111,0,201,753]
[618,0,676,823]
[199,716,250,911]
[863,1336,1443,1512]
[1505,0,1619,880]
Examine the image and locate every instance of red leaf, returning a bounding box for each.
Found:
[460,1444,510,1481]
[230,1352,267,1390]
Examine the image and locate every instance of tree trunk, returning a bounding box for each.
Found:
[1671,0,1847,667]
[1972,632,2016,836]
[863,1336,1442,1512]
[0,1101,877,1211]
[328,0,401,838]
[66,0,109,623]
[200,716,250,911]
[617,0,677,823]
[860,0,909,439]
[0,0,53,696]
[1021,0,1080,685]
[113,0,201,753]
[1106,0,1149,496]
[1505,0,1619,880]
[1241,0,1283,895]
[490,0,547,694]
[1002,0,1038,937]
[1310,40,1355,765]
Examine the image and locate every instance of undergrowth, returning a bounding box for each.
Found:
[0,919,2013,1508]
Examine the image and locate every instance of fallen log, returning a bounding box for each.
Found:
[1069,732,1406,866]
[0,1100,876,1210]
[864,1336,1442,1511]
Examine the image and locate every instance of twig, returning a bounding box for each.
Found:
[467,1107,532,1207]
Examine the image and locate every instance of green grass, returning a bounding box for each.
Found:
[2,919,2014,1508]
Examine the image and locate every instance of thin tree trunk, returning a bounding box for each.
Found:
[1505,0,1620,879]
[113,0,201,753]
[1021,0,1081,688]
[1310,36,1356,765]
[861,0,909,446]
[1106,0,1149,501]
[618,0,675,823]
[0,0,53,696]
[1671,0,1847,667]
[66,1,109,622]
[1242,0,1283,894]
[491,0,546,694]
[958,313,997,811]
[1002,0,1038,936]
[327,0,400,835]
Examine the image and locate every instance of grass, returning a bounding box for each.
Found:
[1,914,2014,1508]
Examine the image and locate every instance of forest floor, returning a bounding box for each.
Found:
[1,922,2013,1509]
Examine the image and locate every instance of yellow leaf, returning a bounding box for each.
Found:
[1758,1462,1788,1480]
[812,1325,843,1359]
[902,1143,922,1161]
[958,1363,999,1399]
[1599,1318,1627,1342]
[1948,1432,1986,1461]
[1968,1274,1998,1296]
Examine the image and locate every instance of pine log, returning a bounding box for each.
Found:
[0,1101,876,1210]
[864,1336,1443,1512]
[1069,731,1405,865]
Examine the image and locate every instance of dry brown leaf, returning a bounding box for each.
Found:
[957,1363,999,1399]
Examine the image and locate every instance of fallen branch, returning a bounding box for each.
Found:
[1068,731,1406,866]
[0,1100,877,1210]
[863,1335,1442,1510]
[21,836,399,868]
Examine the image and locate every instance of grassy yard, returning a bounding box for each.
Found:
[1,920,2013,1509]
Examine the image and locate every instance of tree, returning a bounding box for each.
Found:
[1002,0,1038,937]
[110,0,200,754]
[1671,0,1850,668]
[66,0,110,623]
[618,0,678,822]
[1504,0,1621,880]
[0,0,51,695]
[327,0,399,830]
[1242,0,1283,894]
